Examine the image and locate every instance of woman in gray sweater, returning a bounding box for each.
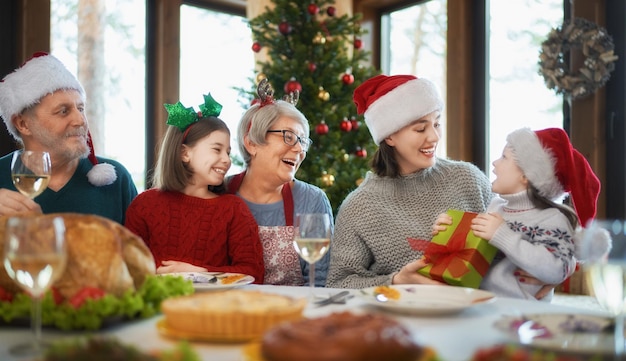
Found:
[326,74,493,289]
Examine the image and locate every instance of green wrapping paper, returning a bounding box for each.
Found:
[418,210,498,288]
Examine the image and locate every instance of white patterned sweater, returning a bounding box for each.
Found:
[326,158,493,289]
[480,192,577,302]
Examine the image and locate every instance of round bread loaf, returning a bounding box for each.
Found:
[260,311,425,361]
[161,290,306,341]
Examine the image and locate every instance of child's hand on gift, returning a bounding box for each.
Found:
[470,213,505,240]
[392,258,446,285]
[431,213,453,235]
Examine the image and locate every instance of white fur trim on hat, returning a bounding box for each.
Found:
[87,163,117,186]
[505,127,564,200]
[364,78,443,144]
[0,53,85,141]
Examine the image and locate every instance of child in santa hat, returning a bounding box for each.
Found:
[0,52,137,224]
[438,127,601,301]
[326,74,493,289]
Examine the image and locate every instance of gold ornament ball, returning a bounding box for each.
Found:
[256,73,267,84]
[321,172,335,187]
[343,153,350,162]
[313,32,327,45]
[318,87,330,101]
[356,177,364,186]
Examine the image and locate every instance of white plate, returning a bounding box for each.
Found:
[357,284,495,316]
[161,272,254,291]
[494,313,617,354]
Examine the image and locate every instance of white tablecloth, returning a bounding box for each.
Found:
[0,284,606,361]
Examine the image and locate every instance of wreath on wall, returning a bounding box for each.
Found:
[538,17,619,100]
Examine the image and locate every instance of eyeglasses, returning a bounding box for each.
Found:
[266,130,312,152]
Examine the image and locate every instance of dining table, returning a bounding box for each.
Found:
[0,284,607,361]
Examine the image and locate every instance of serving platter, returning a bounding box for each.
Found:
[358,284,495,316]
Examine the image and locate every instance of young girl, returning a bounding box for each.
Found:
[124,94,264,283]
[437,127,600,301]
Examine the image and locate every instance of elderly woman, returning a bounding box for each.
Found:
[226,80,332,287]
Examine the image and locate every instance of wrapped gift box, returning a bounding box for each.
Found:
[418,210,498,288]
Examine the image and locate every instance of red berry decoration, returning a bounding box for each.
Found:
[350,117,359,131]
[278,21,292,35]
[354,38,363,49]
[308,3,319,15]
[355,147,367,158]
[326,6,336,16]
[316,121,329,135]
[342,73,355,85]
[284,77,302,94]
[340,118,352,132]
[252,42,262,53]
[308,62,317,72]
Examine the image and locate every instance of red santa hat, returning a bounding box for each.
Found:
[0,52,116,186]
[353,74,444,144]
[506,127,600,226]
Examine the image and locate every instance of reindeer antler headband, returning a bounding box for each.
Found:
[257,78,300,107]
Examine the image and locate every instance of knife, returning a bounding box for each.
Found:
[314,290,350,307]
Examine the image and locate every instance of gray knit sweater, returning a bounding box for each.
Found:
[326,158,493,289]
[480,192,576,302]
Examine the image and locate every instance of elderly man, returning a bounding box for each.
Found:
[0,52,137,224]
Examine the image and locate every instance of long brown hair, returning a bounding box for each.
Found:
[151,116,230,193]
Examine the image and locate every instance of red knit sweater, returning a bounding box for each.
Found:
[124,189,264,284]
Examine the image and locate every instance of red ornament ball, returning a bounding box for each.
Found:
[252,42,262,53]
[354,38,363,49]
[326,6,336,16]
[342,73,355,85]
[284,78,302,94]
[315,121,329,135]
[350,117,360,131]
[308,62,317,72]
[355,148,367,158]
[278,21,292,35]
[308,3,319,15]
[340,118,353,132]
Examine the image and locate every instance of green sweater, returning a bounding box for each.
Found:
[326,158,493,289]
[0,152,137,224]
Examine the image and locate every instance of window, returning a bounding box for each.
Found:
[382,0,448,158]
[487,0,564,179]
[51,0,147,190]
[179,5,255,175]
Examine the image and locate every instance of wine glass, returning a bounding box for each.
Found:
[3,215,67,357]
[293,213,331,299]
[580,219,626,358]
[11,150,52,199]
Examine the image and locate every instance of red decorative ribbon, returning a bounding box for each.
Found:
[423,212,491,283]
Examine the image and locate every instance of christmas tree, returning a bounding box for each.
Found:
[244,0,379,215]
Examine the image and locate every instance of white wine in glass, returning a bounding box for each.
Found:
[581,219,626,358]
[3,216,66,357]
[11,150,52,199]
[293,213,331,299]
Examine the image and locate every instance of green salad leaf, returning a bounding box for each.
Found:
[0,275,194,330]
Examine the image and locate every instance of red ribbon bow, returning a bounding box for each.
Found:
[423,212,491,283]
